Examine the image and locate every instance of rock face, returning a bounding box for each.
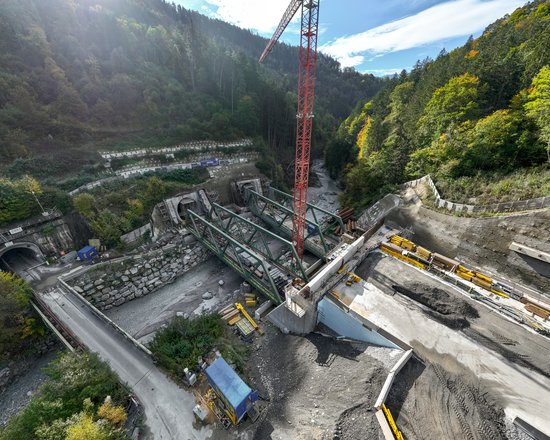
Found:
[67,240,210,310]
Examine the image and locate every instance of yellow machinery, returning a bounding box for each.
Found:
[381,403,404,440]
[456,265,501,294]
[456,265,475,281]
[390,235,416,252]
[415,246,431,261]
[235,303,259,331]
[380,243,426,270]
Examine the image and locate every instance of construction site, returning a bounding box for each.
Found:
[32,159,549,440]
[9,1,550,440]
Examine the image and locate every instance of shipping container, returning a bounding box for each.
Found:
[77,245,98,262]
[205,357,258,425]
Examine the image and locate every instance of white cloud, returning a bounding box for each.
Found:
[320,0,526,68]
[204,0,295,34]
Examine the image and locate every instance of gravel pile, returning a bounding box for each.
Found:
[393,283,479,329]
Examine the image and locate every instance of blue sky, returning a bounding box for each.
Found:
[174,0,529,76]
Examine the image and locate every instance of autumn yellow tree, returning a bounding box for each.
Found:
[525,65,550,161]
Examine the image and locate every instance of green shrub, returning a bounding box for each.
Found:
[0,352,129,440]
[150,314,249,377]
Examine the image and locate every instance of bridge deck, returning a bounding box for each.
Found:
[38,288,209,440]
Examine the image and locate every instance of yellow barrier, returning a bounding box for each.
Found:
[382,403,404,440]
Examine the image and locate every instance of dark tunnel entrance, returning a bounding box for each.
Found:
[0,243,44,282]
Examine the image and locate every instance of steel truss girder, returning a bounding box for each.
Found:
[187,210,284,304]
[209,203,309,282]
[246,189,329,258]
[270,186,344,232]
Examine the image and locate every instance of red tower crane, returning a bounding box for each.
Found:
[259,0,320,260]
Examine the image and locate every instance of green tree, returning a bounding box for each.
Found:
[525,65,550,162]
[417,74,483,145]
[0,176,43,225]
[462,109,520,171]
[73,193,96,217]
[90,209,129,247]
[0,272,32,360]
[142,176,169,213]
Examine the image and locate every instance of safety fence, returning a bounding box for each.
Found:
[404,175,550,214]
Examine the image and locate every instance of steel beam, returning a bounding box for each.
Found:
[187,210,284,304]
[246,189,329,258]
[210,203,309,281]
[270,186,344,231]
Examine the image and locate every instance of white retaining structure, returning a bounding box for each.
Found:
[374,349,414,409]
[404,175,550,214]
[99,138,254,160]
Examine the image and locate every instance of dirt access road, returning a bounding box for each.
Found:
[354,253,550,438]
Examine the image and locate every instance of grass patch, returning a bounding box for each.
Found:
[435,165,550,205]
[150,314,249,378]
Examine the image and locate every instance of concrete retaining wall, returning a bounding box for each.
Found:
[357,194,401,229]
[404,175,550,214]
[317,298,399,349]
[266,301,318,335]
[121,224,152,244]
[65,240,209,310]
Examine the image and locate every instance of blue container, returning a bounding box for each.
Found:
[205,357,258,424]
[77,245,98,261]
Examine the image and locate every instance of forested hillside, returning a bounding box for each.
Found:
[0,0,382,177]
[331,0,550,208]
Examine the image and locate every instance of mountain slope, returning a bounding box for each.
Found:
[332,0,550,208]
[0,0,383,177]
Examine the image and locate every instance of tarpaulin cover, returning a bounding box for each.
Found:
[205,357,252,420]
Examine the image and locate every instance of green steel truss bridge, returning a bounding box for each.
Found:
[185,188,343,305]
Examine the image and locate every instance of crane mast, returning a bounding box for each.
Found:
[259,0,320,260]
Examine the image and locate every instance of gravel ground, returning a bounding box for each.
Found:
[354,253,550,438]
[307,161,341,214]
[106,257,244,344]
[386,357,508,440]
[213,327,402,440]
[0,350,60,427]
